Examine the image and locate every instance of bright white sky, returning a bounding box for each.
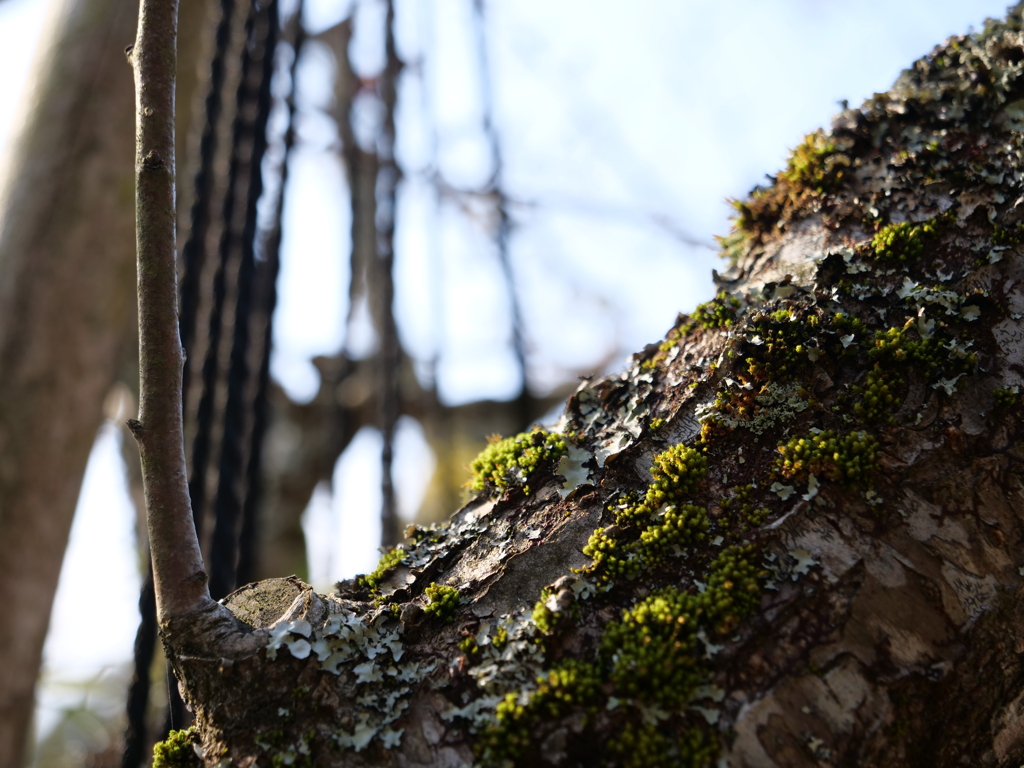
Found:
[0,0,1012,751]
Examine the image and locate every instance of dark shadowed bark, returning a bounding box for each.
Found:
[151,8,1024,767]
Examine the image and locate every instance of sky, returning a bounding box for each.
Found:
[0,0,1014,752]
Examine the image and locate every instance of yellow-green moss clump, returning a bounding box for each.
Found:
[994,385,1020,409]
[870,217,940,263]
[580,444,710,583]
[702,544,763,634]
[608,721,718,768]
[469,428,568,496]
[851,365,901,423]
[153,727,200,768]
[479,660,601,764]
[644,292,743,371]
[532,593,556,634]
[868,320,975,380]
[600,544,763,704]
[601,587,703,710]
[777,129,849,193]
[358,546,405,591]
[741,308,864,381]
[638,503,710,563]
[423,582,461,622]
[691,291,742,329]
[721,485,771,533]
[729,129,851,240]
[637,444,708,517]
[775,429,879,486]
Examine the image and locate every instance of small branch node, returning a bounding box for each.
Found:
[126,418,143,438]
[142,150,163,169]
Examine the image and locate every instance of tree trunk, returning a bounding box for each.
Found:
[155,10,1024,767]
[0,0,209,761]
[0,0,139,763]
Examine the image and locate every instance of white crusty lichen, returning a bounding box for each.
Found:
[264,603,436,753]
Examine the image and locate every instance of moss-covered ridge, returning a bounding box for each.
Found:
[468,428,568,497]
[725,5,1024,250]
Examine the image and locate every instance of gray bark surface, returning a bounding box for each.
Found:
[158,8,1024,767]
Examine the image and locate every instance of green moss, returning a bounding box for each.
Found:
[423,582,461,622]
[778,130,848,193]
[533,660,601,715]
[153,727,200,768]
[460,636,479,655]
[702,544,763,635]
[580,526,633,582]
[868,320,975,380]
[492,626,508,650]
[851,365,902,424]
[608,721,718,768]
[469,428,568,496]
[638,503,711,564]
[601,587,704,709]
[870,217,941,263]
[649,417,665,432]
[532,594,556,634]
[478,660,601,764]
[579,445,709,584]
[992,223,1024,247]
[358,546,405,591]
[721,485,771,532]
[740,307,862,381]
[775,429,879,486]
[638,444,708,517]
[692,291,742,329]
[994,385,1020,409]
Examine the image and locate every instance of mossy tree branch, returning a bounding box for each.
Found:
[129,0,210,622]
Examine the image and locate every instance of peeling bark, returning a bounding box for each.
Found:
[157,8,1024,768]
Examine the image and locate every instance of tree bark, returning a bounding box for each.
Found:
[0,0,213,760]
[0,0,140,763]
[157,9,1024,767]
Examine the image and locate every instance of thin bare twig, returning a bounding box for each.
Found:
[129,0,211,622]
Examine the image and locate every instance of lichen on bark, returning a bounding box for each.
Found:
[163,7,1024,767]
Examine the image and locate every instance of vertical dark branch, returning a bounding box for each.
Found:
[120,574,156,768]
[209,0,279,599]
[178,0,236,414]
[237,6,305,586]
[472,0,531,430]
[187,0,263,555]
[376,0,403,547]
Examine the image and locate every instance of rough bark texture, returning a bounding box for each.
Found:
[0,0,140,763]
[160,9,1024,767]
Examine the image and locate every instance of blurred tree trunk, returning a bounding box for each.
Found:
[0,0,208,762]
[150,10,1024,767]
